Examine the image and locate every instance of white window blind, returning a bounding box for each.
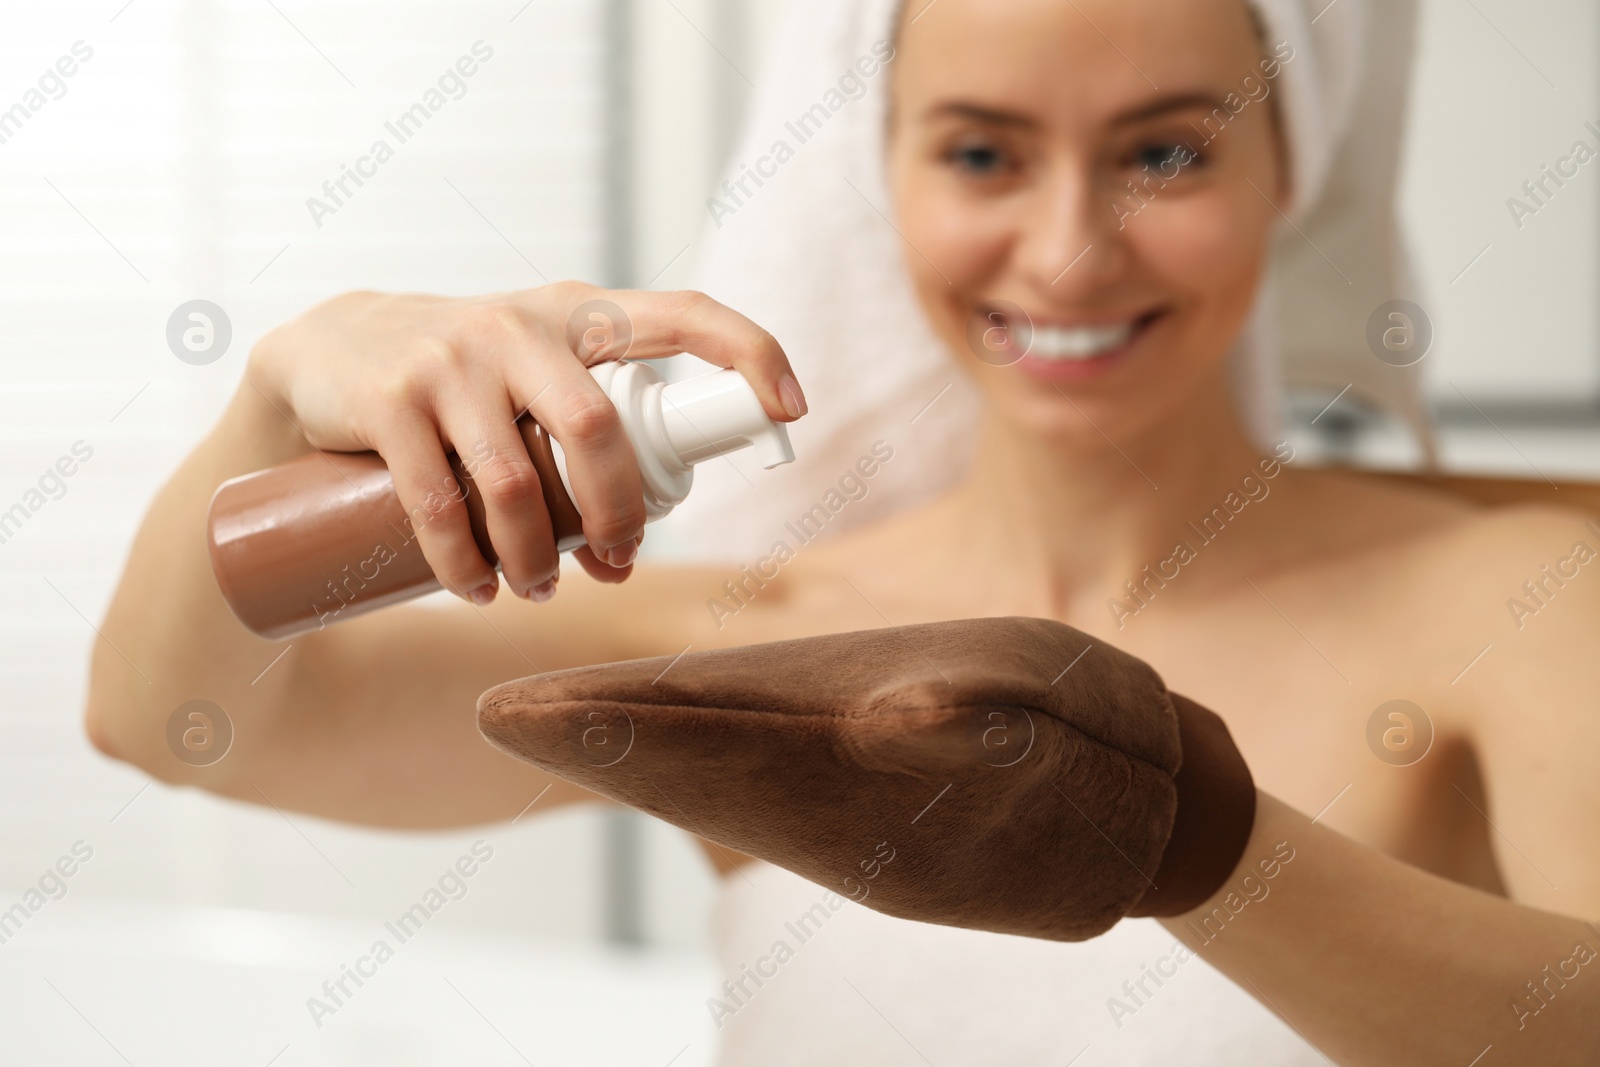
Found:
[0,0,614,935]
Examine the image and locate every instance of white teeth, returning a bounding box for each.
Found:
[1026,322,1136,361]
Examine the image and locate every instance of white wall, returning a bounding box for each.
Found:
[0,0,616,948]
[626,0,790,293]
[1402,0,1600,405]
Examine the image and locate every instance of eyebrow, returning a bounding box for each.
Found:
[925,92,1232,129]
[1115,92,1232,125]
[925,102,1039,129]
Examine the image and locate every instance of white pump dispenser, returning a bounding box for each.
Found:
[547,360,795,550]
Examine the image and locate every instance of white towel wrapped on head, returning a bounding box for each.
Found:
[658,0,1429,564]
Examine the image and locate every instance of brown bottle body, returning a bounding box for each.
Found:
[208,417,585,640]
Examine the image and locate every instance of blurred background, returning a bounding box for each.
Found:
[0,0,1594,1063]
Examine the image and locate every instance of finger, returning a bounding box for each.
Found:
[573,524,642,583]
[572,541,636,584]
[515,351,648,570]
[542,284,808,424]
[437,389,561,602]
[370,408,498,604]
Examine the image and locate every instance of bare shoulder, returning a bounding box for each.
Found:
[1355,471,1600,592]
[1413,493,1600,651]
[1278,465,1600,571]
[1295,473,1600,911]
[1277,466,1479,540]
[1260,468,1600,679]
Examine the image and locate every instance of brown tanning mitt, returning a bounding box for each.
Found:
[477,617,1255,941]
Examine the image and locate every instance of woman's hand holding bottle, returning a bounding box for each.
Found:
[245,283,807,604]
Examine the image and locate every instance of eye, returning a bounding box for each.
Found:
[946,141,1009,177]
[1131,141,1203,173]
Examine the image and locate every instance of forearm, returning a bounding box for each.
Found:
[1160,792,1600,1066]
[86,365,621,824]
[86,368,313,778]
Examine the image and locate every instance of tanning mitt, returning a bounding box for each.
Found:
[478,617,1256,941]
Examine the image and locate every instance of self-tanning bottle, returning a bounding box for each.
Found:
[207,361,794,640]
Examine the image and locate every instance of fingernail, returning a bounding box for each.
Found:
[467,580,497,606]
[602,539,639,568]
[777,373,808,419]
[530,578,558,603]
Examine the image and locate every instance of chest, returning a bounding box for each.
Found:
[673,563,1508,896]
[1116,610,1505,894]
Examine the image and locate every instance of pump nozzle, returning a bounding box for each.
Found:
[659,369,796,470]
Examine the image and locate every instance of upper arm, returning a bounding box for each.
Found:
[1454,508,1600,918]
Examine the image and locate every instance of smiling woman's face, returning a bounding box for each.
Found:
[886,0,1288,445]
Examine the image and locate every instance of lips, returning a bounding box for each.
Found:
[1030,321,1137,359]
[975,305,1166,381]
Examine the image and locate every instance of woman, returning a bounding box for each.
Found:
[87,0,1600,1063]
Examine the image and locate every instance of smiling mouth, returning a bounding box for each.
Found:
[986,308,1166,363]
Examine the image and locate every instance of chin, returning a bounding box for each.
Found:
[980,366,1234,459]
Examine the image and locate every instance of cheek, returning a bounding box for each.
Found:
[891,159,1012,308]
[1129,190,1274,323]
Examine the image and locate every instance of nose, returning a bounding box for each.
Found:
[1014,159,1130,295]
